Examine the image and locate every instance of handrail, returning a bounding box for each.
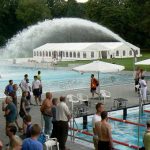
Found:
[108,117,145,127]
[69,127,139,149]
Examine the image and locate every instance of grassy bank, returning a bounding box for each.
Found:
[57,52,150,71]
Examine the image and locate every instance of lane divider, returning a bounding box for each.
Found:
[108,117,145,127]
[144,110,150,113]
[69,127,139,149]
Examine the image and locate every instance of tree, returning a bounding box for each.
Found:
[51,1,67,17]
[66,0,81,17]
[16,0,52,25]
[0,0,21,46]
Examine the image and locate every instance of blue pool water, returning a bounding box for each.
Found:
[0,65,133,98]
[75,112,150,150]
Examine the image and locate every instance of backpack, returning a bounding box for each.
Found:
[37,132,46,144]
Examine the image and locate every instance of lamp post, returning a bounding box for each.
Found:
[131,48,137,71]
[132,48,142,149]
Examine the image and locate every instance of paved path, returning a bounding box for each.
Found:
[0,81,150,150]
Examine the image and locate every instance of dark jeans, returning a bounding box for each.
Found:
[50,121,57,138]
[98,141,111,150]
[57,121,68,150]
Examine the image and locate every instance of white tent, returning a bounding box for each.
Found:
[33,42,140,62]
[135,59,150,65]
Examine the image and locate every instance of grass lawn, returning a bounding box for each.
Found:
[57,52,150,71]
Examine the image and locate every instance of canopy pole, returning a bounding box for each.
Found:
[138,90,143,149]
[98,72,100,100]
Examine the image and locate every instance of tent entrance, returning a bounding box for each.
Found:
[101,51,107,59]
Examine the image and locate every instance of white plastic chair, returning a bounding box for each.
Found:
[77,93,89,106]
[66,94,79,103]
[100,90,111,104]
[66,94,80,112]
[44,138,59,150]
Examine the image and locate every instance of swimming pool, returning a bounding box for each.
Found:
[0,65,133,98]
[72,105,150,150]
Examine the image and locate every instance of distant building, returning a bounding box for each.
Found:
[33,42,140,62]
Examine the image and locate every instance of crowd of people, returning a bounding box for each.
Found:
[0,71,72,150]
[0,70,150,150]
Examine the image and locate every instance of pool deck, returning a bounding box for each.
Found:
[0,81,150,149]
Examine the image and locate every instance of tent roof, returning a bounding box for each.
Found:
[73,61,125,73]
[135,59,150,65]
[33,42,140,52]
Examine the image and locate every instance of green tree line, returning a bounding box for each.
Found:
[0,0,149,50]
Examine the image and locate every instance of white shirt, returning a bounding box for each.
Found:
[20,79,29,91]
[32,80,41,89]
[56,102,71,122]
[139,79,147,88]
[92,114,101,128]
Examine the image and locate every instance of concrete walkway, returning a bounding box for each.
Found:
[0,82,150,150]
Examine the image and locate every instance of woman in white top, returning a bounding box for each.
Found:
[139,76,147,100]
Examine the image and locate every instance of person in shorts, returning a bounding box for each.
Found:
[32,76,41,105]
[91,74,99,98]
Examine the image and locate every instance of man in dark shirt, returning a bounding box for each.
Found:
[2,96,17,128]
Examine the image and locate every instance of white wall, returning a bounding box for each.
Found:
[33,50,100,61]
[33,47,141,61]
[112,46,140,58]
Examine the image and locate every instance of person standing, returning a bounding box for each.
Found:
[134,67,140,92]
[4,80,14,96]
[51,98,58,138]
[19,91,30,134]
[91,74,99,98]
[20,74,28,93]
[22,124,43,150]
[25,79,32,105]
[2,96,17,128]
[32,76,42,105]
[143,120,150,150]
[56,96,71,150]
[37,71,41,81]
[37,71,42,103]
[40,92,53,136]
[139,76,147,101]
[95,111,113,150]
[24,115,32,138]
[92,103,104,150]
[20,74,31,104]
[6,124,22,150]
[139,69,145,79]
[9,84,22,131]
